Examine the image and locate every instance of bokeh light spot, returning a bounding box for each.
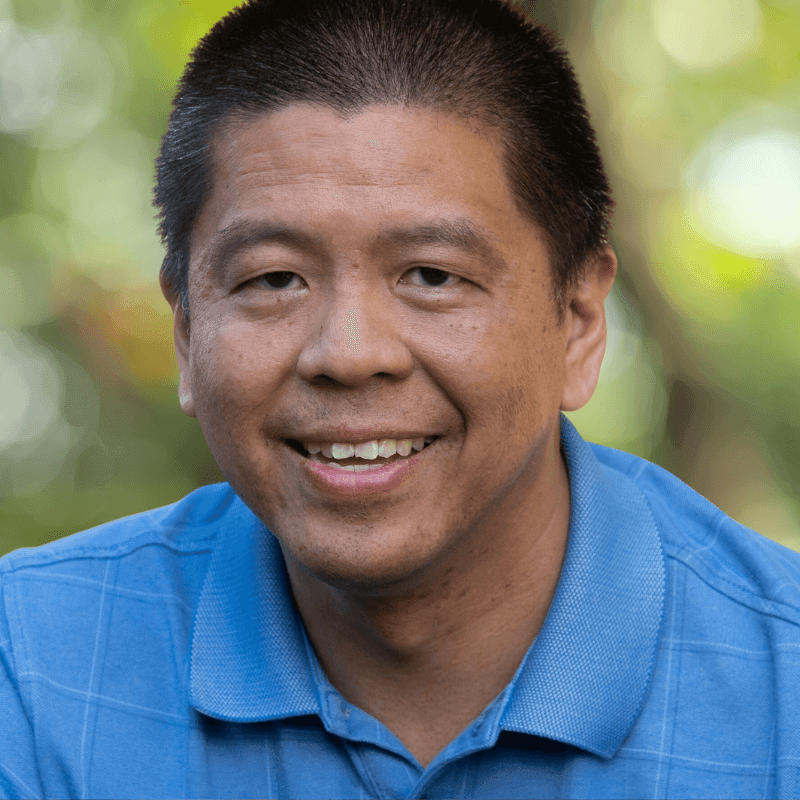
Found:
[686,112,800,257]
[653,0,762,70]
[0,331,75,497]
[593,1,672,87]
[0,22,112,148]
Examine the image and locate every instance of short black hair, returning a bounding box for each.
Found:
[154,0,613,329]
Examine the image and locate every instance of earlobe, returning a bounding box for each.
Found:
[178,374,196,417]
[173,312,197,418]
[160,271,196,418]
[559,246,617,413]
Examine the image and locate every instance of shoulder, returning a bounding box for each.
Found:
[0,483,242,658]
[0,481,246,700]
[0,483,245,800]
[590,442,800,623]
[1,482,238,574]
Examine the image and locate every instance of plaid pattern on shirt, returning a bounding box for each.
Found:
[2,414,799,799]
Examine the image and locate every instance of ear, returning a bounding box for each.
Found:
[560,245,617,413]
[159,270,196,418]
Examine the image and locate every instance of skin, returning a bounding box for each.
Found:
[161,103,617,767]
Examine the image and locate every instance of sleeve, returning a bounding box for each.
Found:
[0,569,44,800]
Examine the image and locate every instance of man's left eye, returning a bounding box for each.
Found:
[402,267,461,288]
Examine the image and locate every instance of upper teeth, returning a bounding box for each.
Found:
[304,437,433,460]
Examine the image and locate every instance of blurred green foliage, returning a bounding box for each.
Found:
[2,0,799,556]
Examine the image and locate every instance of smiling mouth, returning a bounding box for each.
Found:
[285,438,438,468]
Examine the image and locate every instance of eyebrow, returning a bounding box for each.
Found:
[206,221,321,281]
[372,218,504,264]
[205,216,506,280]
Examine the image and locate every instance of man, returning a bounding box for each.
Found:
[1,0,799,797]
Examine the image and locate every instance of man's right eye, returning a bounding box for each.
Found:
[250,271,301,290]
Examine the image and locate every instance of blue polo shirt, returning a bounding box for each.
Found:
[2,415,799,799]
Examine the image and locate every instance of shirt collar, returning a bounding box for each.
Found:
[190,414,666,754]
[189,497,320,721]
[499,414,666,758]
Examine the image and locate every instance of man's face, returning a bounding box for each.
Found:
[174,104,575,591]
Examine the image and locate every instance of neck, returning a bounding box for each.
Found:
[283,438,571,767]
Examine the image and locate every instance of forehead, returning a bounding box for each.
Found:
[210,103,505,189]
[194,103,536,255]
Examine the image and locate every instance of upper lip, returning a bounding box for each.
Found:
[286,429,438,443]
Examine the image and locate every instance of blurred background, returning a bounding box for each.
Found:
[1,0,799,556]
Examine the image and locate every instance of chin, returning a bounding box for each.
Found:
[278,522,448,597]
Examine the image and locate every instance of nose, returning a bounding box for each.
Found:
[296,287,414,387]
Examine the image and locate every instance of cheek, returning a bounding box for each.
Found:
[188,324,294,503]
[189,321,290,433]
[475,354,553,449]
[418,307,557,433]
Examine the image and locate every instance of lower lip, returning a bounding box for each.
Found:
[298,444,431,497]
